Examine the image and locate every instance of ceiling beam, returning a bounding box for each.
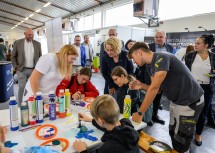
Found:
[0,9,44,24]
[0,16,36,27]
[37,0,74,14]
[1,1,54,19]
[0,19,29,29]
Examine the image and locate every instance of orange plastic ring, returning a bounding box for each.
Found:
[40,138,69,152]
[36,124,57,140]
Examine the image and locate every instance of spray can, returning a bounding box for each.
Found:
[35,92,44,123]
[65,89,71,116]
[20,101,29,127]
[49,91,56,120]
[123,95,131,118]
[28,96,36,125]
[58,89,66,118]
[9,96,19,131]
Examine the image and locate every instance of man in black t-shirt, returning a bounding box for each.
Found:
[128,42,204,153]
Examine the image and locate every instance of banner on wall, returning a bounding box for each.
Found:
[166,30,215,48]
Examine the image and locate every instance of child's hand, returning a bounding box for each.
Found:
[79,112,93,122]
[72,140,87,153]
[72,91,81,100]
[129,80,143,90]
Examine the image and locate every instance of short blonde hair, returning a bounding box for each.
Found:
[56,44,78,78]
[90,95,120,124]
[104,37,122,54]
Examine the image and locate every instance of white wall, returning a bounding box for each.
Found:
[133,13,215,33]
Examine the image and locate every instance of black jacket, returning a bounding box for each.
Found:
[93,118,139,153]
[115,83,141,114]
[148,42,173,53]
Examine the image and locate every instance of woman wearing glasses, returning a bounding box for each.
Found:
[101,37,134,95]
[23,44,78,103]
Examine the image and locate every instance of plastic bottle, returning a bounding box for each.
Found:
[65,89,71,116]
[58,89,66,118]
[49,91,56,120]
[20,101,29,127]
[9,96,19,131]
[123,95,131,118]
[28,96,36,125]
[35,92,44,123]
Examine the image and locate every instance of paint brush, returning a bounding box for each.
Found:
[78,114,81,128]
[19,124,41,132]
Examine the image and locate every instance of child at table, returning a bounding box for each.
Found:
[72,95,140,153]
[56,67,99,100]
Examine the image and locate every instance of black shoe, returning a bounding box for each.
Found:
[147,121,153,126]
[195,139,202,146]
[152,115,165,125]
[158,104,163,110]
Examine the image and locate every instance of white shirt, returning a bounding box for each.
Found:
[24,40,34,68]
[175,48,186,60]
[191,54,210,84]
[23,53,63,102]
[73,45,81,65]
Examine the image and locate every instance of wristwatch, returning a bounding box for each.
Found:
[137,111,143,116]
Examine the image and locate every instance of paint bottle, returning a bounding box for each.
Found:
[9,96,19,131]
[28,96,36,125]
[35,92,44,123]
[65,89,71,116]
[49,91,56,120]
[58,89,66,118]
[20,101,29,127]
[123,95,131,118]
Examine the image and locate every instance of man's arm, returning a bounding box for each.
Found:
[11,41,18,70]
[139,71,167,113]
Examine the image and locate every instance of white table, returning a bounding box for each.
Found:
[0,104,147,153]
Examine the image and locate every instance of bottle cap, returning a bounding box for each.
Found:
[59,89,64,93]
[28,96,35,101]
[21,102,27,106]
[125,95,131,99]
[65,89,69,92]
[36,92,42,95]
[49,91,55,94]
[10,96,16,101]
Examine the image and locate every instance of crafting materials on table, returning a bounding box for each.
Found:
[20,101,29,127]
[65,89,72,116]
[58,89,66,118]
[36,124,57,140]
[40,138,69,152]
[28,96,36,125]
[35,92,44,123]
[49,91,56,121]
[19,124,42,132]
[9,96,19,131]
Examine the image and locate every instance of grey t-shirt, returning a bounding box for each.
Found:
[146,52,204,105]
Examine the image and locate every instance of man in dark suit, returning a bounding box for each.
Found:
[11,28,42,105]
[148,31,173,125]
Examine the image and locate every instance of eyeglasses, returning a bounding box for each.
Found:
[112,77,119,82]
[155,36,164,39]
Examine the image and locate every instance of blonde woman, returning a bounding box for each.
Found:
[101,37,134,95]
[23,44,78,103]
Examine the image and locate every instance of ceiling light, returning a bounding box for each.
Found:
[18,23,21,25]
[35,9,41,13]
[29,14,34,17]
[21,21,24,23]
[11,27,14,29]
[24,17,29,20]
[15,25,18,27]
[43,2,51,7]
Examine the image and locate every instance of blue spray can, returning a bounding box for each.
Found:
[9,96,19,131]
[49,91,56,120]
[35,92,43,123]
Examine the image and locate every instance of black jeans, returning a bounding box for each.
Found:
[153,92,162,116]
[196,84,213,135]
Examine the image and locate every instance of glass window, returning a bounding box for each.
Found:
[77,17,84,31]
[105,3,142,27]
[93,12,101,29]
[84,15,93,30]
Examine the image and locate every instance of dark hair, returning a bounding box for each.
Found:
[185,45,194,55]
[84,35,88,39]
[128,42,150,59]
[111,66,135,82]
[80,67,92,79]
[199,34,215,49]
[74,35,81,39]
[125,39,136,51]
[0,38,4,43]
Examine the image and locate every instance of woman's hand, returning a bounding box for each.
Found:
[72,140,87,153]
[78,112,93,122]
